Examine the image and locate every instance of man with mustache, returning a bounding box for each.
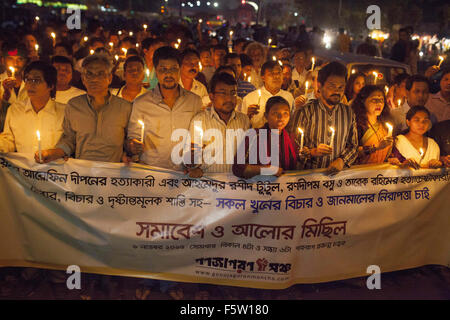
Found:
[184,72,250,177]
[178,49,210,107]
[288,61,358,174]
[126,46,203,170]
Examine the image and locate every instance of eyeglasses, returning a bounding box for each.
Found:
[83,71,109,80]
[213,91,237,97]
[24,78,44,85]
[156,67,180,74]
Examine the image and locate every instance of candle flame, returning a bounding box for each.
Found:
[118,31,122,35]
[351,69,356,74]
[258,89,261,97]
[90,49,94,55]
[268,38,272,45]
[143,24,148,29]
[272,56,276,61]
[109,42,114,47]
[298,127,304,134]
[278,60,283,66]
[138,120,145,127]
[146,68,150,77]
[115,55,119,61]
[419,148,424,157]
[35,44,39,51]
[330,126,335,133]
[439,56,444,61]
[51,32,56,39]
[248,76,251,83]
[129,32,133,36]
[195,126,203,139]
[84,36,88,42]
[174,43,179,49]
[36,130,40,141]
[9,66,15,74]
[384,85,389,94]
[177,38,181,44]
[397,99,402,107]
[305,81,309,91]
[199,62,202,71]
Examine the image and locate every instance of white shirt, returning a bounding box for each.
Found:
[425,91,450,124]
[395,135,440,164]
[292,67,308,87]
[55,86,86,104]
[0,72,28,104]
[128,85,203,170]
[179,78,211,107]
[187,107,250,173]
[241,86,294,129]
[0,98,65,153]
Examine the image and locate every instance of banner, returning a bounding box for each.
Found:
[0,154,449,289]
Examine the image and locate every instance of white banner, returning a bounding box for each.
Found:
[0,154,449,289]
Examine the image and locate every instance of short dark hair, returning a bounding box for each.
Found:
[124,55,145,71]
[317,61,347,86]
[141,37,165,51]
[393,73,410,86]
[55,42,73,56]
[265,96,290,114]
[153,46,181,68]
[213,65,236,78]
[180,48,200,63]
[405,74,429,91]
[212,44,227,54]
[406,105,430,121]
[24,61,57,98]
[125,48,139,57]
[239,54,253,68]
[209,72,237,93]
[198,46,211,55]
[261,60,281,77]
[224,53,240,64]
[51,55,73,69]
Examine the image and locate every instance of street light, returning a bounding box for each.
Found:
[214,2,218,7]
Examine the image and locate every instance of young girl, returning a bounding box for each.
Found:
[352,85,394,164]
[345,72,366,106]
[389,106,442,169]
[232,96,298,179]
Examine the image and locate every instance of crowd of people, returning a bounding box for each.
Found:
[0,18,449,299]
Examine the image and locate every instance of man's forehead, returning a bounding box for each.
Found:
[215,82,236,90]
[85,62,108,71]
[157,59,179,67]
[325,76,346,84]
[27,69,44,78]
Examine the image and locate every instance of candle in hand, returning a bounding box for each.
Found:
[305,81,309,94]
[194,125,203,147]
[138,120,145,143]
[268,38,272,46]
[397,99,402,108]
[329,126,335,148]
[35,44,39,52]
[8,66,15,78]
[257,89,261,105]
[311,57,315,71]
[36,130,42,163]
[386,122,393,137]
[297,127,304,151]
[373,71,378,84]
[437,56,445,68]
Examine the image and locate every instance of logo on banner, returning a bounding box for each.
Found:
[256,258,268,271]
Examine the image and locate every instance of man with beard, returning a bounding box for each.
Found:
[288,61,358,174]
[126,46,203,170]
[184,72,250,177]
[178,49,210,107]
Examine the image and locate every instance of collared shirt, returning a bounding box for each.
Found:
[288,99,358,169]
[55,86,86,105]
[425,91,450,124]
[179,78,210,107]
[292,67,308,88]
[0,72,28,103]
[0,98,65,153]
[237,79,256,98]
[111,86,147,101]
[128,85,203,170]
[56,93,132,162]
[241,86,294,129]
[188,107,250,173]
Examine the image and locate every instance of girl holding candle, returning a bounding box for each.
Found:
[233,96,300,179]
[389,106,442,169]
[352,85,394,164]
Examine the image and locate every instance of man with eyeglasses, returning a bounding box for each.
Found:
[184,72,250,177]
[0,61,65,153]
[35,54,132,163]
[241,61,294,129]
[126,46,203,170]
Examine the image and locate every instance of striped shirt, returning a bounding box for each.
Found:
[188,107,250,173]
[288,99,358,169]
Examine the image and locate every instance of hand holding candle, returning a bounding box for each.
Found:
[8,66,15,78]
[311,57,315,71]
[37,130,42,163]
[329,126,335,148]
[138,120,145,143]
[437,56,445,68]
[297,127,304,155]
[386,122,393,137]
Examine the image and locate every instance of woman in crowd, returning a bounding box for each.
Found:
[389,106,442,169]
[233,96,299,178]
[344,72,366,105]
[352,85,394,164]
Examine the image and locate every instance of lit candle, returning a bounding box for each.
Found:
[177,38,181,44]
[122,48,128,55]
[35,44,39,52]
[386,122,393,137]
[9,66,15,78]
[199,62,203,72]
[136,43,139,48]
[437,56,445,68]
[199,19,203,23]
[36,130,42,163]
[194,125,203,147]
[90,49,94,55]
[174,43,179,49]
[118,31,122,35]
[138,120,145,143]
[372,71,378,84]
[129,31,133,36]
[115,55,119,62]
[143,24,148,31]
[229,30,233,39]
[146,68,150,78]
[305,81,309,93]
[268,38,272,46]
[351,69,356,74]
[248,76,251,83]
[384,85,389,95]
[329,126,335,147]
[278,60,283,66]
[311,57,315,71]
[51,32,56,39]
[297,127,304,151]
[257,89,261,106]
[35,16,40,21]
[109,42,114,48]
[419,148,424,164]
[83,36,88,42]
[397,99,402,108]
